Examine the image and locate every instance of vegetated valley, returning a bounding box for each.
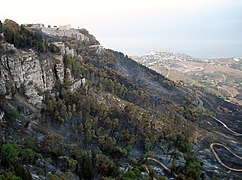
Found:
[0,19,241,179]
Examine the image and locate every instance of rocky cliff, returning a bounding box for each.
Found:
[0,23,92,107]
[0,42,62,106]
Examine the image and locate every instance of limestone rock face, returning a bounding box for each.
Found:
[53,42,75,57]
[0,42,64,107]
[65,47,75,57]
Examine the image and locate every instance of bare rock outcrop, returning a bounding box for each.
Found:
[0,42,65,107]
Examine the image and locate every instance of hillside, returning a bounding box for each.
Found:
[0,20,242,179]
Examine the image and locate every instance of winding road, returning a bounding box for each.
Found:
[193,91,242,173]
[209,116,242,136]
[160,84,242,174]
[206,102,242,172]
[210,143,242,172]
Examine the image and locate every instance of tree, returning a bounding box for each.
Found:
[9,109,19,120]
[43,133,64,158]
[0,20,3,33]
[49,43,60,53]
[21,148,41,163]
[63,54,73,69]
[110,146,127,159]
[14,164,32,180]
[1,143,21,166]
[184,154,202,179]
[0,171,21,180]
[79,151,94,179]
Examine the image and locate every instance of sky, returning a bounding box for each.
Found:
[1,0,242,58]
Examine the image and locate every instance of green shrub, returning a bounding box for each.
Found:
[1,143,41,167]
[21,148,42,163]
[14,164,32,180]
[79,151,94,179]
[9,109,19,119]
[43,133,64,158]
[0,171,21,180]
[111,146,127,159]
[1,143,21,166]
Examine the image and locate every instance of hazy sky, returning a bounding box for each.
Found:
[1,0,242,58]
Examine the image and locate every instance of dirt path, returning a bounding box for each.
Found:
[196,92,242,172]
[165,66,171,78]
[145,157,177,177]
[213,65,227,84]
[209,116,242,136]
[210,143,242,172]
[209,116,242,172]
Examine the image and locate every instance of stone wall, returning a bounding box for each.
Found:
[41,26,89,42]
[30,24,45,29]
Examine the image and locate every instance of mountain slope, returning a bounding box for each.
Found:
[0,20,242,179]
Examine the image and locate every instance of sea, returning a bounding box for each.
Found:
[99,36,242,59]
